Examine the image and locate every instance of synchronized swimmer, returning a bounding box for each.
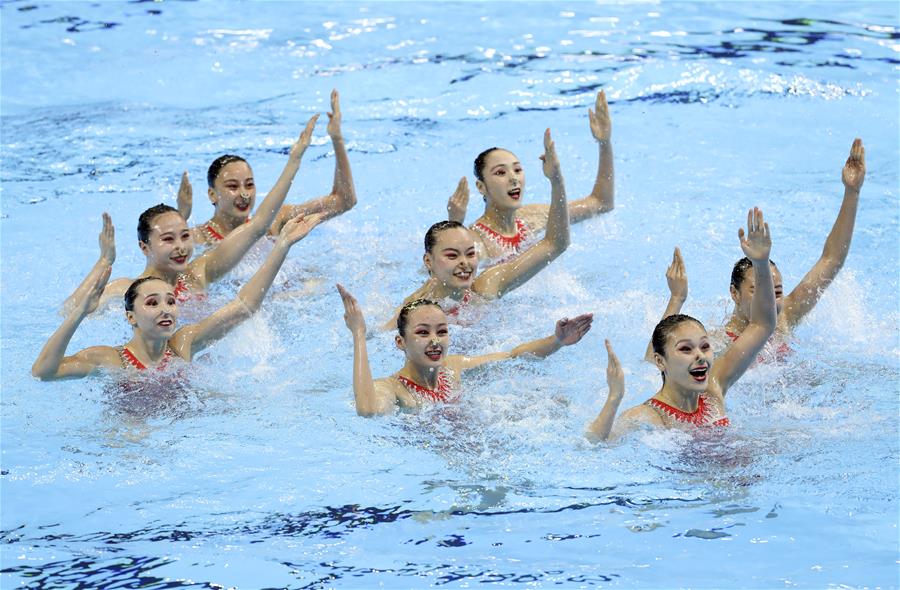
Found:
[179,90,356,246]
[33,85,869,443]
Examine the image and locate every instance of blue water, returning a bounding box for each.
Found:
[2,2,899,588]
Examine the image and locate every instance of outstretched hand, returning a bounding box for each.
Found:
[539,128,561,180]
[290,113,321,161]
[278,212,324,246]
[589,89,612,142]
[336,283,366,335]
[99,212,116,265]
[604,339,624,401]
[841,138,865,193]
[176,171,192,220]
[666,246,687,300]
[446,176,469,223]
[555,312,593,346]
[738,207,772,262]
[326,89,342,140]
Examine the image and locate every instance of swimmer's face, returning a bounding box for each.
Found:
[476,149,525,210]
[209,160,255,222]
[139,211,194,272]
[424,227,478,289]
[396,305,449,367]
[654,321,713,393]
[730,263,784,320]
[125,279,178,338]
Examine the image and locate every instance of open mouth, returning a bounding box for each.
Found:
[157,318,174,328]
[235,199,251,212]
[425,347,443,361]
[689,366,708,382]
[507,188,521,200]
[453,269,472,281]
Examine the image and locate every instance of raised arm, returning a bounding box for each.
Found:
[200,114,320,284]
[569,89,615,222]
[712,208,776,393]
[173,214,323,358]
[474,129,571,298]
[455,313,592,371]
[586,340,625,442]
[176,171,193,221]
[33,264,118,380]
[781,138,865,329]
[62,213,117,315]
[337,284,398,416]
[644,247,688,362]
[447,176,469,224]
[271,90,358,233]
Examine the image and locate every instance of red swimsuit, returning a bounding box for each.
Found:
[201,221,225,242]
[473,218,532,260]
[396,368,455,403]
[645,394,729,427]
[725,330,792,362]
[118,345,175,371]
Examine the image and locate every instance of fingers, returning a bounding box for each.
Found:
[300,113,320,139]
[543,127,552,150]
[604,339,620,369]
[331,88,340,113]
[457,176,468,192]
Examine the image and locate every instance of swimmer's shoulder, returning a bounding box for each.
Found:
[619,402,667,428]
[518,204,549,232]
[103,277,132,299]
[74,345,124,370]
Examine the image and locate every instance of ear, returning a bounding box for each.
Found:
[475,179,486,196]
[208,187,218,205]
[138,240,150,255]
[653,352,666,374]
[125,310,137,327]
[423,252,433,274]
[394,334,405,350]
[729,284,740,305]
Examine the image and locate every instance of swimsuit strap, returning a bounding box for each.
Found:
[473,218,530,251]
[725,330,739,342]
[396,368,452,403]
[645,394,728,427]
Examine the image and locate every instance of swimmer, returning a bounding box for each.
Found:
[32,213,323,380]
[386,129,570,327]
[586,208,776,441]
[67,114,321,312]
[179,89,356,245]
[338,285,593,416]
[724,139,865,340]
[447,90,614,263]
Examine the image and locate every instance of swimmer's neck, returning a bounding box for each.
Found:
[126,333,171,364]
[208,209,249,234]
[479,203,520,235]
[654,383,701,413]
[429,278,470,302]
[724,311,750,336]
[398,361,441,389]
[141,263,181,285]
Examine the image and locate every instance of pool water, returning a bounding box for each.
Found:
[2,2,898,588]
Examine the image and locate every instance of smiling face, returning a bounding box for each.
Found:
[209,160,256,222]
[654,320,714,393]
[395,304,450,368]
[424,226,478,290]
[125,279,179,339]
[476,149,525,210]
[730,263,784,321]
[139,211,194,273]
